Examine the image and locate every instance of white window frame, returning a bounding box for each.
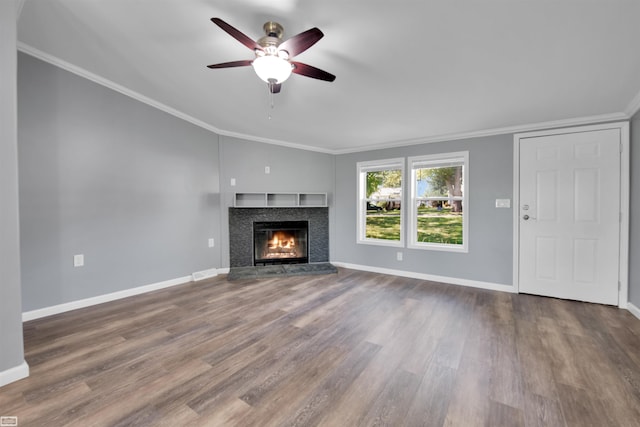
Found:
[408,151,469,252]
[357,158,404,247]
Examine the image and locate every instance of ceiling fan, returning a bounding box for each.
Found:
[207,18,336,94]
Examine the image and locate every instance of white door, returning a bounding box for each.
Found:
[518,128,621,305]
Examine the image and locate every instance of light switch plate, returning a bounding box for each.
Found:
[73,254,84,267]
[495,199,511,208]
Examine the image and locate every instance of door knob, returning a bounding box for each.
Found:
[523,214,530,220]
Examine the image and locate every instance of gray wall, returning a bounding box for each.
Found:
[18,53,221,312]
[218,136,335,268]
[630,112,640,307]
[0,0,26,381]
[333,135,513,286]
[9,35,640,325]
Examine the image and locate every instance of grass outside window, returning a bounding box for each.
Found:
[365,209,402,240]
[365,206,463,244]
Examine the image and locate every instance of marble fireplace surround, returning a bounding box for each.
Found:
[228,207,329,268]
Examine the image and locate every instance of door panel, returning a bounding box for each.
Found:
[519,129,620,305]
[574,168,599,222]
[536,170,557,221]
[573,238,597,283]
[535,237,557,280]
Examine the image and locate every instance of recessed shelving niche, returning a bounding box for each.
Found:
[233,192,327,208]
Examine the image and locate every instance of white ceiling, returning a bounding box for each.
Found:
[17,0,640,154]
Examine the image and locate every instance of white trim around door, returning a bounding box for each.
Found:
[513,122,629,308]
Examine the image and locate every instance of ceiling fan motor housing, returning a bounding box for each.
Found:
[256,22,286,57]
[263,22,284,39]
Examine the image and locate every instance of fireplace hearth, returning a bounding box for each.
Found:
[254,221,308,266]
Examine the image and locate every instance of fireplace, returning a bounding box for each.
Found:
[253,221,308,265]
[229,207,328,268]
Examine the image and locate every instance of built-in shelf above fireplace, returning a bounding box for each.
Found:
[234,192,327,208]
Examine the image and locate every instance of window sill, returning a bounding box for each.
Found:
[407,242,468,253]
[357,239,404,248]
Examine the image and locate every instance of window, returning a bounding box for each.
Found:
[357,158,404,246]
[408,151,468,252]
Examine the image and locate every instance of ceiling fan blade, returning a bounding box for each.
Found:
[278,28,323,57]
[207,60,253,69]
[291,61,336,82]
[211,18,262,51]
[269,81,282,94]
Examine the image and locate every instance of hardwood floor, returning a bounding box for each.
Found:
[2,268,640,426]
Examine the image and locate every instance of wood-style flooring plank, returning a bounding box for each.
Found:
[514,319,559,399]
[442,353,491,427]
[487,400,525,427]
[522,392,566,427]
[402,361,457,427]
[358,368,422,426]
[233,345,347,427]
[1,268,640,426]
[282,341,381,427]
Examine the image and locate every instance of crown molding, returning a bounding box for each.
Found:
[17,43,336,155]
[16,0,26,19]
[17,42,633,156]
[217,129,335,154]
[625,88,640,118]
[18,43,225,134]
[332,112,629,154]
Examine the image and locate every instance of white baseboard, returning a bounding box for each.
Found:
[0,360,29,388]
[192,268,218,282]
[22,270,219,322]
[627,302,640,320]
[331,261,515,293]
[218,267,230,274]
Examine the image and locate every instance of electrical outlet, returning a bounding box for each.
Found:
[265,166,270,174]
[73,254,84,267]
[397,251,403,261]
[208,238,215,248]
[230,178,236,186]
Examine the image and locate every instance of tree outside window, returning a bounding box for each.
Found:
[357,159,404,246]
[409,152,468,252]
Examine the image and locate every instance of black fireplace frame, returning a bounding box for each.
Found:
[253,220,309,266]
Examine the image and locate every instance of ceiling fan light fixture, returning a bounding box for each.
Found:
[208,18,336,90]
[252,55,293,84]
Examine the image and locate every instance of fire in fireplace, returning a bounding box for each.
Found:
[253,221,308,266]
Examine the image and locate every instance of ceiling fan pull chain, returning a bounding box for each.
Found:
[267,85,273,120]
[267,79,276,119]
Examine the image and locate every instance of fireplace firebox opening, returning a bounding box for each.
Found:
[253,221,309,266]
